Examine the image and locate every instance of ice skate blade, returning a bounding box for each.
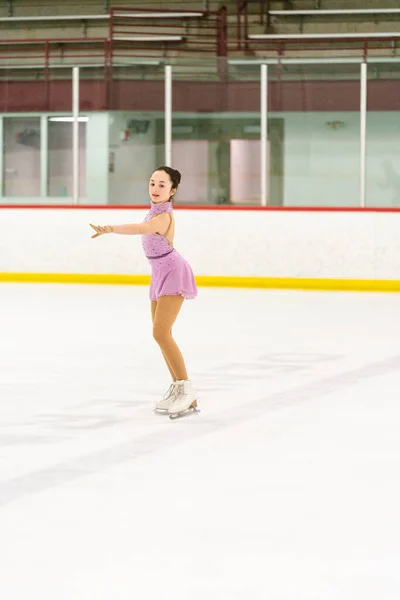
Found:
[154,408,170,415]
[169,408,200,421]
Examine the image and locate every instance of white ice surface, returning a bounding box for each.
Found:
[1,284,400,599]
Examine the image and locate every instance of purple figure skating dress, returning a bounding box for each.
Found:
[141,201,197,301]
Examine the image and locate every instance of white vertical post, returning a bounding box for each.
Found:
[40,115,48,198]
[72,66,80,204]
[261,63,268,207]
[360,62,367,208]
[0,117,3,197]
[165,65,172,167]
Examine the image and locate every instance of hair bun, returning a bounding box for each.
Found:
[173,169,182,185]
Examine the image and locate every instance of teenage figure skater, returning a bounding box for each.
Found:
[90,166,199,420]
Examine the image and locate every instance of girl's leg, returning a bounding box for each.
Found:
[151,300,176,381]
[152,296,188,382]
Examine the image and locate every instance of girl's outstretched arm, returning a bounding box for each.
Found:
[90,213,167,239]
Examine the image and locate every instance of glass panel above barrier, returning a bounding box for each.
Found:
[268,62,361,207]
[366,62,400,208]
[107,61,166,206]
[170,57,262,206]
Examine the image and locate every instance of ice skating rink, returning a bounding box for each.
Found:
[1,283,400,600]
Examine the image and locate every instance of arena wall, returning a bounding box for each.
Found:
[1,206,400,291]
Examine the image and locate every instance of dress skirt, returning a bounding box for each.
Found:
[148,249,197,301]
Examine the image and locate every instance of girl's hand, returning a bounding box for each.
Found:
[90,224,113,239]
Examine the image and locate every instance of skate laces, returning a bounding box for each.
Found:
[173,382,187,404]
[165,383,175,397]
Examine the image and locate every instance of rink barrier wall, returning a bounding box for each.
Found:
[2,205,400,292]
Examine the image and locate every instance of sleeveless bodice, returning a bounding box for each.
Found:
[141,201,174,259]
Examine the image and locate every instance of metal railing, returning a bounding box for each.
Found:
[235,3,400,61]
[0,7,228,62]
[109,6,227,58]
[242,34,400,61]
[238,0,400,36]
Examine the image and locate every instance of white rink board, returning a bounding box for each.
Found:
[1,208,400,280]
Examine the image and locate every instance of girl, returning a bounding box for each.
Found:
[90,166,199,420]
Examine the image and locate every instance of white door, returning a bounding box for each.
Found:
[172,140,209,204]
[230,139,270,204]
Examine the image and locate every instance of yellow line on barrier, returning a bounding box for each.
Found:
[197,276,400,292]
[0,273,151,286]
[1,272,400,292]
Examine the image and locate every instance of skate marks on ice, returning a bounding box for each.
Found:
[0,352,338,447]
[194,351,344,394]
[1,352,400,507]
[0,401,149,448]
[0,387,156,448]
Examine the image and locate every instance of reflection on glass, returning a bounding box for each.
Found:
[3,117,41,197]
[170,117,270,205]
[48,119,86,197]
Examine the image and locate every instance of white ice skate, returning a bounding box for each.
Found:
[168,380,200,420]
[154,382,177,415]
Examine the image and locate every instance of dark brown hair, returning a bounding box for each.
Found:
[154,166,182,201]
